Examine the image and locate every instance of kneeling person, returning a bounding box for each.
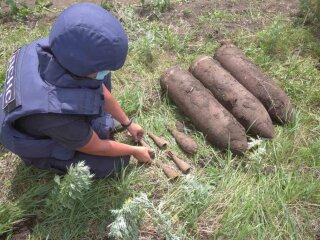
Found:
[0,3,152,178]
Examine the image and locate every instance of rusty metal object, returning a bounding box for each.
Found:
[160,67,248,155]
[175,121,185,132]
[148,132,168,149]
[215,40,293,124]
[189,55,274,138]
[169,128,198,155]
[167,151,191,174]
[139,139,179,180]
[154,161,180,180]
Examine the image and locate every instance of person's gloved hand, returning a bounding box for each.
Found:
[133,146,152,163]
[128,122,144,142]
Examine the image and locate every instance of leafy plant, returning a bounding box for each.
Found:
[46,161,94,211]
[0,0,52,19]
[34,0,53,15]
[108,193,181,240]
[108,193,151,240]
[165,176,213,229]
[100,0,113,11]
[152,0,170,13]
[139,0,170,15]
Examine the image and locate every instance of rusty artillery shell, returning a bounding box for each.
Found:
[148,132,169,149]
[215,41,293,123]
[169,128,198,155]
[154,161,180,180]
[160,67,248,155]
[167,151,191,174]
[175,121,185,132]
[139,139,179,180]
[189,55,274,138]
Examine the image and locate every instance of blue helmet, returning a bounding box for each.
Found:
[49,3,128,76]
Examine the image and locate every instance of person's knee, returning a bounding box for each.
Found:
[90,114,114,140]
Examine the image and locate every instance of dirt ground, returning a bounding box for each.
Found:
[52,0,139,9]
[0,0,299,34]
[158,0,298,37]
[1,0,298,16]
[10,0,139,8]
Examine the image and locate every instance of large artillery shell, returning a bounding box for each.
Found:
[189,56,274,138]
[169,129,198,154]
[167,151,191,174]
[148,132,168,149]
[215,41,293,124]
[160,66,248,155]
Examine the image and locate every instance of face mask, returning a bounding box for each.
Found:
[95,70,110,80]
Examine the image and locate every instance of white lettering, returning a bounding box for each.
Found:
[3,49,20,110]
[5,90,12,104]
[6,75,14,89]
[6,55,15,75]
[7,64,14,77]
[6,56,15,83]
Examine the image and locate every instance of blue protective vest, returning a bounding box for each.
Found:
[0,38,108,160]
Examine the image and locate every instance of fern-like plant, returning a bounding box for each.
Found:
[108,193,152,240]
[108,193,181,240]
[46,161,94,211]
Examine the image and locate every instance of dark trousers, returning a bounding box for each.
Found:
[20,110,129,178]
[22,153,130,178]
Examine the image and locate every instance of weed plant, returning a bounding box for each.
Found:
[2,0,18,15]
[299,0,320,25]
[46,161,94,211]
[0,0,52,19]
[140,0,170,14]
[109,192,182,239]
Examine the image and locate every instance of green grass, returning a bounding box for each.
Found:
[1,1,320,239]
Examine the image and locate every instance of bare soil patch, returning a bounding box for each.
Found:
[11,215,37,240]
[2,0,139,10]
[155,0,299,39]
[1,0,299,36]
[50,0,140,10]
[0,0,140,26]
